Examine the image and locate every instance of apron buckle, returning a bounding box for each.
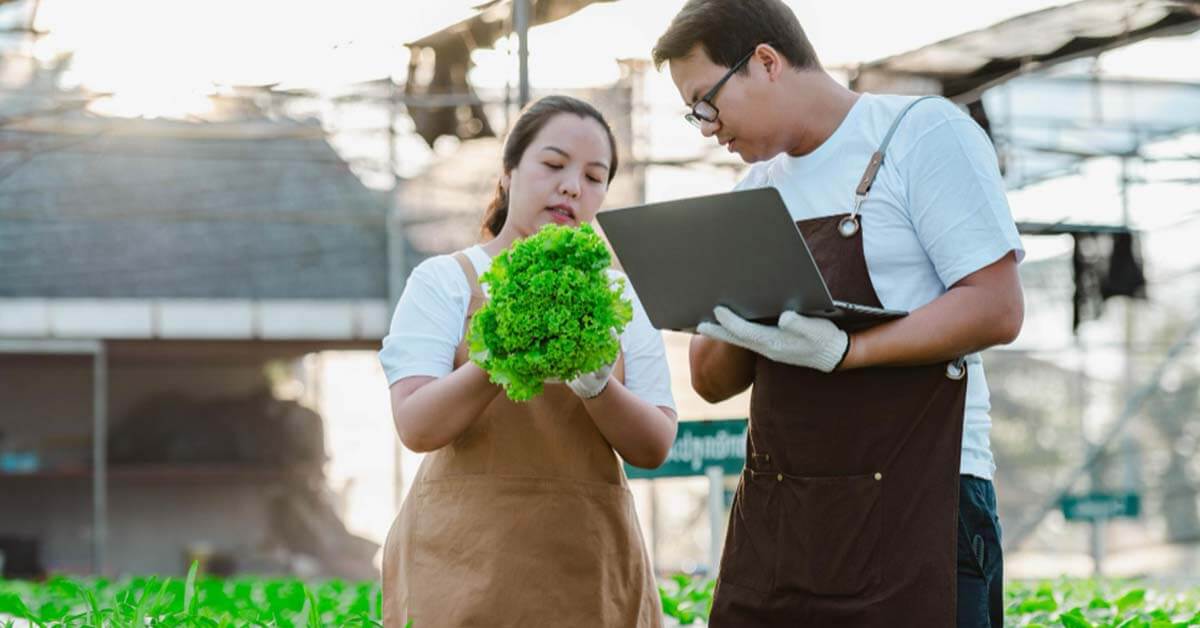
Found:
[945,357,967,380]
[838,213,860,238]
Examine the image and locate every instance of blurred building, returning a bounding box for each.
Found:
[0,64,387,578]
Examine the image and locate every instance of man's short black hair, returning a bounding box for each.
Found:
[652,0,819,73]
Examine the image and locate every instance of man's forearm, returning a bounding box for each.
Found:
[842,255,1024,369]
[689,334,757,402]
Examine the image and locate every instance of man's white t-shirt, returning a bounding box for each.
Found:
[736,93,1024,480]
[379,244,677,413]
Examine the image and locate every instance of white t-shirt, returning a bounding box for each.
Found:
[379,244,677,413]
[735,93,1024,480]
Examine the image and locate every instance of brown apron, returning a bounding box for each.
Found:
[710,96,969,627]
[382,252,662,628]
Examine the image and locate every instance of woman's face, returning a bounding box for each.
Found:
[501,113,613,236]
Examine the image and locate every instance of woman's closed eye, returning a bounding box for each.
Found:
[546,161,603,184]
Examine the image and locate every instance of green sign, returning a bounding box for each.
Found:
[625,419,747,479]
[1061,492,1141,522]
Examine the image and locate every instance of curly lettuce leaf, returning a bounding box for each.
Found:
[468,224,633,401]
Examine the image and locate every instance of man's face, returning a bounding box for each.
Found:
[668,45,775,163]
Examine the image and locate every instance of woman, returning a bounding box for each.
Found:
[379,95,678,628]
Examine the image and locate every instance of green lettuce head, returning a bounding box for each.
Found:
[468,224,634,402]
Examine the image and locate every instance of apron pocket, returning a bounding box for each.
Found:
[716,470,778,595]
[776,472,883,596]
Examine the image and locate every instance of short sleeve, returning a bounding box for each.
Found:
[900,116,1025,288]
[378,256,470,385]
[612,271,676,412]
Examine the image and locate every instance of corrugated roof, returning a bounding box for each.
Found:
[0,113,390,299]
[852,0,1200,102]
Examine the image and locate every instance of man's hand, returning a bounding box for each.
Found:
[697,306,850,373]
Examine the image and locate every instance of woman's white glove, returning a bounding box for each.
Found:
[697,306,850,373]
[565,360,616,399]
[548,328,620,399]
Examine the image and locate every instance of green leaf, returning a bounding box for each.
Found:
[184,560,200,616]
[1116,589,1147,615]
[0,592,33,619]
[1019,596,1059,613]
[76,585,104,628]
[305,588,322,628]
[130,576,160,628]
[1059,608,1094,628]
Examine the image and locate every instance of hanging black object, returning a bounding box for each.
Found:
[1102,232,1147,299]
[1072,231,1147,332]
[405,42,496,149]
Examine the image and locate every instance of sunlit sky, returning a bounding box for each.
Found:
[27,0,1191,114]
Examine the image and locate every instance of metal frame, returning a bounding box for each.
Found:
[0,338,107,574]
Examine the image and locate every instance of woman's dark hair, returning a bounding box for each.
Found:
[651,0,819,73]
[480,95,619,240]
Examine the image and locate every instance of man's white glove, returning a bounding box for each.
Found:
[565,360,615,399]
[697,306,850,373]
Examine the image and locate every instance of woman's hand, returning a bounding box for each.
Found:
[564,360,616,399]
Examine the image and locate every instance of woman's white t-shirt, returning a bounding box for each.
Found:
[379,244,676,412]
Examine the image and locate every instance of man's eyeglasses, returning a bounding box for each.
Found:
[685,49,756,128]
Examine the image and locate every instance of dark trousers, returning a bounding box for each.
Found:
[957,475,1004,628]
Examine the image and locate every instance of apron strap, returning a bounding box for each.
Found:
[853,95,943,199]
[453,251,487,335]
[840,95,943,240]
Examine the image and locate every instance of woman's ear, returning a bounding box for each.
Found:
[500,172,511,193]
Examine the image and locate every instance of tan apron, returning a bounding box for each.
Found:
[710,96,969,626]
[383,252,663,628]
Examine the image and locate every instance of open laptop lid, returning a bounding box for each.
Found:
[597,187,845,333]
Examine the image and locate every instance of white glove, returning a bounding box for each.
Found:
[565,359,616,399]
[548,328,620,399]
[697,306,850,373]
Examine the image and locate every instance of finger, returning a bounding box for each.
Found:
[779,310,823,335]
[780,310,833,336]
[713,306,765,339]
[698,321,743,347]
[778,310,805,331]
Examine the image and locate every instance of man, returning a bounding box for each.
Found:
[652,1,1024,626]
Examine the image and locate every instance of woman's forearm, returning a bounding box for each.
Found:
[390,363,502,452]
[582,382,677,469]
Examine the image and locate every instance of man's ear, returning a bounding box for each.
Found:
[755,43,786,81]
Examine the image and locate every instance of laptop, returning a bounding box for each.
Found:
[595,187,907,333]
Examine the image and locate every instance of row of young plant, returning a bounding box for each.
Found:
[3,567,1198,627]
[657,575,1200,627]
